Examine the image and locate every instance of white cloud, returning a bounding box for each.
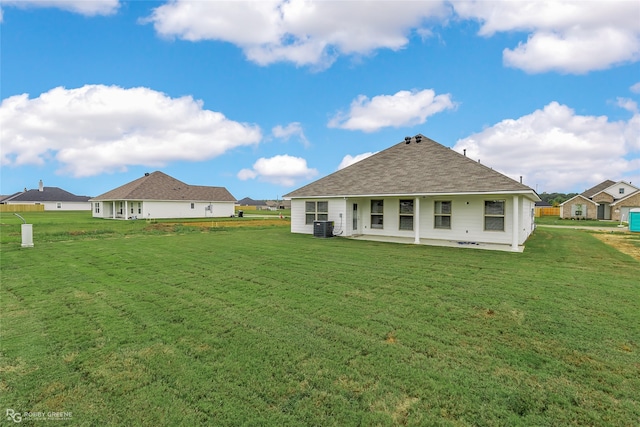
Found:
[617,97,639,114]
[337,152,377,170]
[0,85,262,177]
[631,82,640,94]
[237,155,317,186]
[453,1,640,74]
[1,0,120,16]
[145,0,448,68]
[328,89,456,133]
[272,122,309,147]
[143,1,640,74]
[453,101,640,193]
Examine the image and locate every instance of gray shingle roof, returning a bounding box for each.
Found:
[284,135,536,198]
[238,197,267,206]
[91,171,236,202]
[581,180,616,198]
[5,187,90,203]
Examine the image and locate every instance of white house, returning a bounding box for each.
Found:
[1,180,91,211]
[560,180,640,221]
[90,171,236,219]
[283,135,540,252]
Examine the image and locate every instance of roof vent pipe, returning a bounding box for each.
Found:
[415,135,422,143]
[463,149,466,157]
[404,136,411,144]
[520,176,523,184]
[38,180,43,192]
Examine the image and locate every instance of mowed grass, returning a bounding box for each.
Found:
[535,216,627,227]
[1,212,639,426]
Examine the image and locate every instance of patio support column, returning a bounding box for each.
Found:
[124,201,128,220]
[414,197,420,244]
[112,201,116,219]
[512,195,519,251]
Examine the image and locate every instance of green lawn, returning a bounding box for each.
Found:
[236,208,291,217]
[535,216,627,227]
[1,212,639,426]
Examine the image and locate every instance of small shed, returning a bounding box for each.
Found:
[629,208,640,232]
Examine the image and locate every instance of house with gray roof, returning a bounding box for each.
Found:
[283,135,540,252]
[2,180,91,210]
[90,171,236,219]
[559,180,640,221]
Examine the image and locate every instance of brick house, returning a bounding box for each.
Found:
[560,180,640,221]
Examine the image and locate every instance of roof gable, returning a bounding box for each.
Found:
[284,135,536,199]
[559,194,598,206]
[91,171,236,202]
[611,188,640,206]
[581,180,640,201]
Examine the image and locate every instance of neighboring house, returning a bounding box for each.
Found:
[0,193,22,203]
[237,197,268,210]
[283,135,540,252]
[237,198,290,211]
[266,200,291,210]
[559,180,640,221]
[90,171,236,219]
[1,180,91,210]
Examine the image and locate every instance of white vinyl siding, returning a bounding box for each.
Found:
[290,198,346,234]
[290,195,534,249]
[93,200,234,219]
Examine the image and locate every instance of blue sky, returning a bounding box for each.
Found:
[1,0,639,200]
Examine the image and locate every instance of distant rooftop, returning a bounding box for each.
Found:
[2,181,90,203]
[91,171,236,202]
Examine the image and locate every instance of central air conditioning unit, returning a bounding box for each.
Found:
[313,220,334,238]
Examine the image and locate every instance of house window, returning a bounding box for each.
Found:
[619,188,625,194]
[56,203,61,209]
[118,202,123,215]
[94,202,100,214]
[399,199,414,230]
[434,201,452,229]
[191,203,195,209]
[484,200,505,231]
[572,204,585,217]
[137,203,142,214]
[305,201,328,224]
[371,200,384,229]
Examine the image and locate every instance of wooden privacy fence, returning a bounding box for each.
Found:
[535,207,560,217]
[0,204,45,213]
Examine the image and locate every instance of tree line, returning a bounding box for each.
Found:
[538,192,579,207]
